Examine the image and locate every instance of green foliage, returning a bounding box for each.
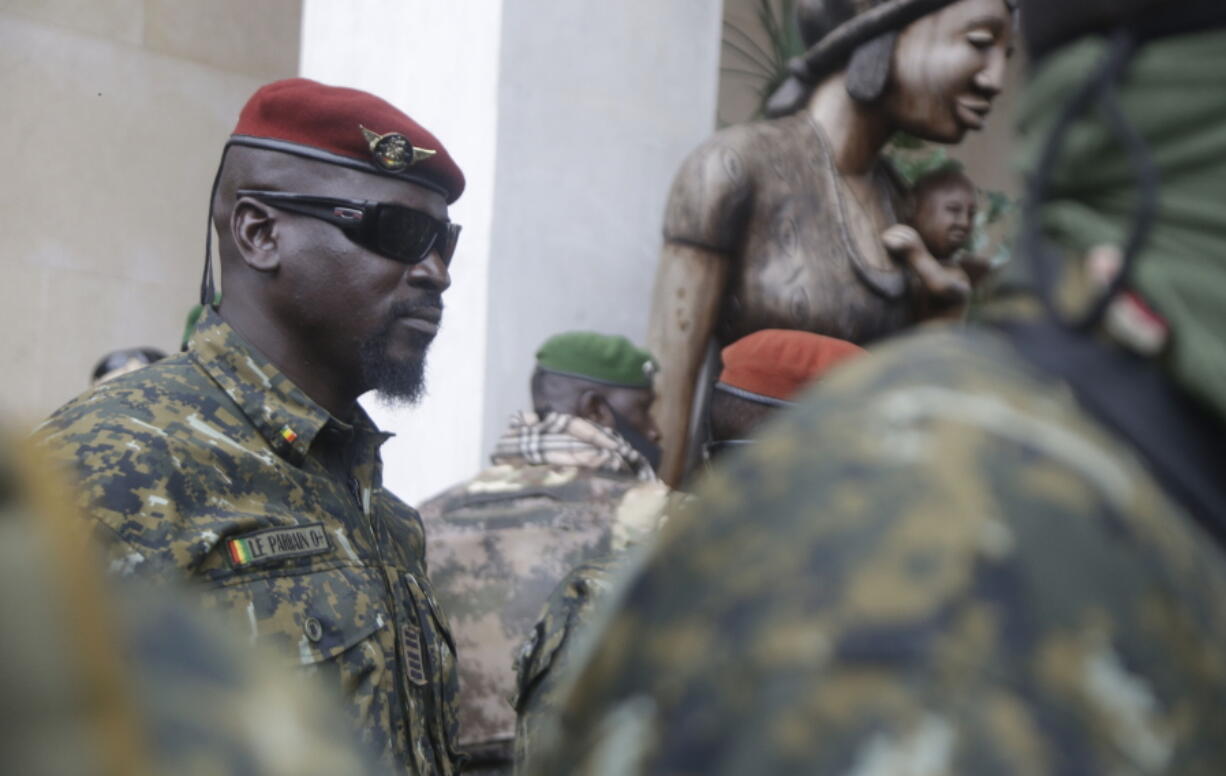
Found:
[720,0,802,120]
[884,135,961,187]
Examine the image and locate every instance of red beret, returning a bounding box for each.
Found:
[718,330,866,403]
[228,78,464,203]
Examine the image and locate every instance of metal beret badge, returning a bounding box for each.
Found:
[360,125,436,171]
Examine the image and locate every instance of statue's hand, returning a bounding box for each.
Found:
[882,225,971,320]
[881,225,926,259]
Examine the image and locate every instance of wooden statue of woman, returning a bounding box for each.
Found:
[648,0,1016,484]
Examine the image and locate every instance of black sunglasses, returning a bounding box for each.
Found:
[236,189,461,266]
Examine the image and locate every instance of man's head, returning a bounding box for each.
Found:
[208,79,464,408]
[910,167,977,260]
[531,332,660,463]
[91,347,166,386]
[708,330,865,457]
[773,0,1016,141]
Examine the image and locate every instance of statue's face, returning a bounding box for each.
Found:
[881,0,1014,143]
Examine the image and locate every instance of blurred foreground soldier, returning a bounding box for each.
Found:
[90,346,165,385]
[0,432,386,776]
[514,329,863,772]
[533,3,1226,774]
[420,332,667,774]
[35,78,466,774]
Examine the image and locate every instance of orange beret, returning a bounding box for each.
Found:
[228,78,464,203]
[717,330,865,402]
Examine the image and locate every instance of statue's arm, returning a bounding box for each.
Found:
[646,136,750,486]
[648,241,730,485]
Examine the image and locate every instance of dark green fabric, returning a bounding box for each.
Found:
[1016,30,1226,422]
[535,332,654,389]
[181,295,220,350]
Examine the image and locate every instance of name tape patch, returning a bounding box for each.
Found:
[227,523,331,568]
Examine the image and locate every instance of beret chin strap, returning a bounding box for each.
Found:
[200,147,228,308]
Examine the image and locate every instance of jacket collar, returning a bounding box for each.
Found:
[188,307,390,465]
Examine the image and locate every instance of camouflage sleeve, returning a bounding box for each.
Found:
[33,399,205,582]
[536,330,1226,775]
[512,555,627,772]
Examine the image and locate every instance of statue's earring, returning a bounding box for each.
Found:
[845,31,897,103]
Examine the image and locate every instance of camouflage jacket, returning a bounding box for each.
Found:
[34,309,461,776]
[512,551,634,773]
[530,325,1226,775]
[2,435,389,776]
[419,447,670,768]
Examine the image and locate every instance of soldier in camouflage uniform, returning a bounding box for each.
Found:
[512,330,866,773]
[34,79,467,775]
[419,332,668,774]
[1,432,387,776]
[528,2,1226,774]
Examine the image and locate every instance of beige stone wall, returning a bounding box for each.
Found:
[0,0,300,425]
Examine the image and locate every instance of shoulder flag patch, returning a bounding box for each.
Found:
[227,523,331,568]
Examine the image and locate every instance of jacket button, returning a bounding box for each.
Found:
[304,616,324,643]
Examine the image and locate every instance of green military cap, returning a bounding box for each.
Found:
[535,332,656,388]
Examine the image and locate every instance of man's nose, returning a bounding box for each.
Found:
[407,250,451,292]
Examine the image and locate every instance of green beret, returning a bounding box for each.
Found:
[535,331,656,389]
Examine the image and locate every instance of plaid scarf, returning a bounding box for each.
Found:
[491,411,656,482]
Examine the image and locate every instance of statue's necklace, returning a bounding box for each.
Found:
[807,116,906,301]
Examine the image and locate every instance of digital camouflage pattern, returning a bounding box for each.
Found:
[420,458,670,771]
[33,308,461,776]
[531,325,1226,775]
[512,551,635,774]
[0,470,389,776]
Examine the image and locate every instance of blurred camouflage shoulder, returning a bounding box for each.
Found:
[0,433,387,776]
[420,464,672,756]
[532,324,1226,775]
[30,353,249,578]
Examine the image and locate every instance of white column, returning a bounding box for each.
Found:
[480,0,725,456]
[301,0,502,506]
[301,1,723,505]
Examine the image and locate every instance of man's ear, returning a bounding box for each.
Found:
[231,198,281,272]
[577,390,615,429]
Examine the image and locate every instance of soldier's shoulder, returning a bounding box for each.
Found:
[35,353,214,442]
[723,324,1157,518]
[421,464,640,525]
[514,552,632,709]
[544,327,1226,773]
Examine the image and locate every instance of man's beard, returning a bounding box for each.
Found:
[358,298,440,406]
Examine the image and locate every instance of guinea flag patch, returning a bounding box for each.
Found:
[227,524,331,568]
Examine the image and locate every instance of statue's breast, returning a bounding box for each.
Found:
[723,164,913,346]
